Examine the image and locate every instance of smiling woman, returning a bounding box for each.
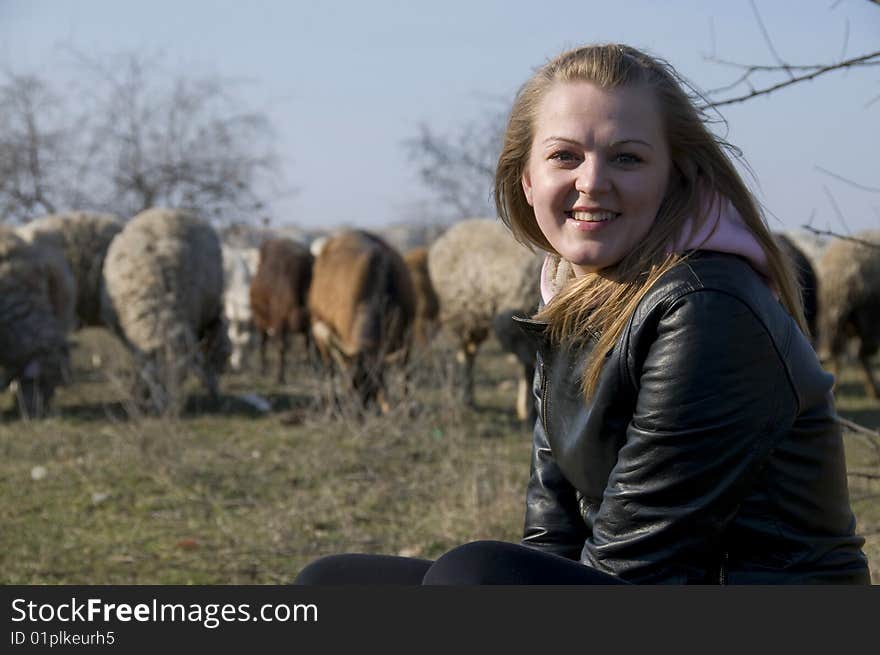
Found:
[294,43,871,585]
[521,81,671,274]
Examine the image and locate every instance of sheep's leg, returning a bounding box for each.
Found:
[260,330,269,376]
[457,341,478,406]
[517,362,536,423]
[858,353,879,399]
[277,328,288,384]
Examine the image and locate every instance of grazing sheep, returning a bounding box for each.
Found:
[0,227,73,417]
[100,208,231,412]
[403,246,440,347]
[816,229,880,398]
[775,232,819,344]
[16,211,123,329]
[308,229,415,414]
[248,238,314,383]
[492,308,538,424]
[222,245,260,371]
[779,229,829,272]
[428,217,543,415]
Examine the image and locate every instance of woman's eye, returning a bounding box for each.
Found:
[614,153,642,165]
[549,151,577,163]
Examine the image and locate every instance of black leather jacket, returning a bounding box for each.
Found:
[515,252,870,584]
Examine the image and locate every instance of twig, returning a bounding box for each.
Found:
[823,185,851,233]
[838,416,880,438]
[705,50,880,107]
[815,166,880,193]
[750,0,791,76]
[837,416,880,458]
[801,225,880,248]
[847,468,880,480]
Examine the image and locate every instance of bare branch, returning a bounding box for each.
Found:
[822,185,851,233]
[749,0,791,76]
[802,225,880,248]
[815,166,880,192]
[838,416,880,439]
[705,50,880,107]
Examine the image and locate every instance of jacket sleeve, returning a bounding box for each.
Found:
[521,350,589,560]
[584,289,798,584]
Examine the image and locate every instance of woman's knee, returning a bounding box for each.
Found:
[292,554,357,585]
[423,540,516,585]
[293,553,433,585]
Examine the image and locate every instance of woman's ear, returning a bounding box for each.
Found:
[521,171,534,207]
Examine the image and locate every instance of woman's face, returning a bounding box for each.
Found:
[522,81,672,275]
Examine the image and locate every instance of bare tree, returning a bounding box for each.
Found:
[403,108,505,221]
[0,50,282,225]
[0,74,70,222]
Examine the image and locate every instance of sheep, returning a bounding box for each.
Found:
[307,229,416,414]
[100,208,231,413]
[0,227,74,418]
[16,211,123,329]
[221,244,260,371]
[248,237,314,383]
[775,232,819,344]
[403,246,440,348]
[816,229,880,399]
[491,308,539,425]
[427,217,543,418]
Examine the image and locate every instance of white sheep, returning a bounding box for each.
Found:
[16,211,123,329]
[221,244,260,371]
[0,227,74,417]
[816,229,880,398]
[100,208,231,413]
[427,217,543,417]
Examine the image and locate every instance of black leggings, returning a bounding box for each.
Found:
[293,540,630,585]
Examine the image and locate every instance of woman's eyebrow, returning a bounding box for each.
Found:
[540,136,654,150]
[610,138,653,149]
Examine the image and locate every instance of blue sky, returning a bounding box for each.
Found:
[2,0,879,234]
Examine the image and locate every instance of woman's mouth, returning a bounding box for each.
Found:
[566,210,619,223]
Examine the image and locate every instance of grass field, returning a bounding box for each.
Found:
[1,327,878,584]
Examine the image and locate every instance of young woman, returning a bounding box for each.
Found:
[295,43,870,585]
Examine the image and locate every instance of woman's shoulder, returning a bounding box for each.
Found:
[637,251,777,317]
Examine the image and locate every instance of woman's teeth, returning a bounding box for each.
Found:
[568,211,617,222]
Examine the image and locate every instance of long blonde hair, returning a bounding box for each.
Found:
[494,44,806,398]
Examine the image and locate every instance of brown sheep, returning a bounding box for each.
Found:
[403,246,440,348]
[249,238,314,384]
[308,229,416,414]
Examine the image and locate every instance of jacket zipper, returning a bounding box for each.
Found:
[719,551,728,585]
[540,362,549,433]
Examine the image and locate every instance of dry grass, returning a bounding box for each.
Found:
[1,327,878,583]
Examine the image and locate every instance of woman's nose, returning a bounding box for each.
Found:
[574,158,611,194]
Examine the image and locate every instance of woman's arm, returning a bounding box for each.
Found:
[522,352,589,560]
[585,289,798,583]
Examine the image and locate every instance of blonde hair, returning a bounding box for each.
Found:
[494,43,806,398]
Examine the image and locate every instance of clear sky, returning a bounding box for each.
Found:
[2,0,878,235]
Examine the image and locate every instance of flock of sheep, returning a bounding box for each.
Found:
[0,208,878,421]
